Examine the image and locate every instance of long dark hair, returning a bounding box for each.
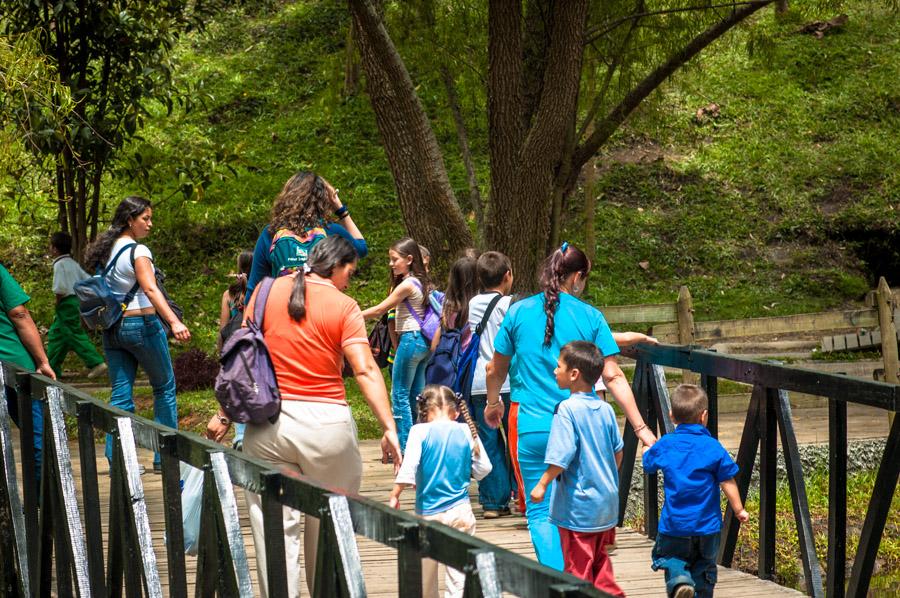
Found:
[227,251,254,307]
[287,236,357,322]
[539,244,591,346]
[83,196,152,269]
[270,171,332,234]
[390,237,433,296]
[441,256,477,329]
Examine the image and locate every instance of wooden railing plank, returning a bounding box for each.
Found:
[601,303,677,325]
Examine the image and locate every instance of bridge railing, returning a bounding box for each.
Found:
[618,344,899,598]
[0,361,606,598]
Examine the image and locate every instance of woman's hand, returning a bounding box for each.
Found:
[637,426,657,447]
[326,181,343,210]
[530,482,547,504]
[169,320,191,342]
[206,414,230,443]
[381,429,402,475]
[483,399,505,429]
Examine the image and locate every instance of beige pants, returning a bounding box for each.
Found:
[244,400,363,598]
[422,502,477,598]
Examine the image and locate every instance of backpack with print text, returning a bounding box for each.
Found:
[269,227,327,277]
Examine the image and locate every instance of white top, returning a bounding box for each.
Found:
[105,237,154,311]
[467,293,512,395]
[395,420,492,515]
[395,276,425,333]
[52,255,90,296]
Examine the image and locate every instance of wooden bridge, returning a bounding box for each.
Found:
[0,344,897,597]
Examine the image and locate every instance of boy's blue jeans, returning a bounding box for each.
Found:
[471,393,513,510]
[391,330,430,451]
[651,532,720,598]
[102,315,178,467]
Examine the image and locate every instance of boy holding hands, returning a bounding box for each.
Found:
[531,341,624,596]
[643,384,749,598]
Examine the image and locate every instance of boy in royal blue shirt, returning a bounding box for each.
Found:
[531,341,624,596]
[643,384,749,598]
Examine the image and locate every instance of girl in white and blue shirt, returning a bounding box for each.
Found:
[390,385,492,598]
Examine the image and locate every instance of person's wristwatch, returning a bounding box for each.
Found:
[217,415,231,426]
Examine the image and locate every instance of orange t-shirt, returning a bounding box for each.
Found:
[248,275,368,404]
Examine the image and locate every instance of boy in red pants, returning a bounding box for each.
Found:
[530,341,624,596]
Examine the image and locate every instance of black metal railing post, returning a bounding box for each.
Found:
[757,387,778,581]
[396,521,424,597]
[159,431,187,597]
[616,358,645,527]
[261,471,290,598]
[826,398,847,598]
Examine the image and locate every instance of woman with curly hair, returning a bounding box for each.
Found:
[482,243,657,570]
[244,171,367,303]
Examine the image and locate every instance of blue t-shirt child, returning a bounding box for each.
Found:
[544,391,623,532]
[493,293,620,435]
[395,420,492,515]
[642,424,740,536]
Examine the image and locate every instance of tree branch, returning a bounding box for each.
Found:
[569,0,775,182]
[585,1,772,44]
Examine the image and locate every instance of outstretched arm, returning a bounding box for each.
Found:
[361,281,414,320]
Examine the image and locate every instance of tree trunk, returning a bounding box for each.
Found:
[439,66,483,243]
[486,0,588,291]
[349,0,473,264]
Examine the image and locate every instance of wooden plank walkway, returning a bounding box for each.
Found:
[21,433,814,597]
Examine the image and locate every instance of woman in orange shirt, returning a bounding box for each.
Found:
[207,236,401,598]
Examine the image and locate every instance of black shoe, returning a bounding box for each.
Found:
[152,462,162,473]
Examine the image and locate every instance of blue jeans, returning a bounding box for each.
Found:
[518,429,564,571]
[391,330,430,451]
[5,391,43,483]
[102,315,178,467]
[651,532,720,597]
[471,393,513,510]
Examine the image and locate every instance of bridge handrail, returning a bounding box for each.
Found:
[618,343,899,598]
[0,361,605,597]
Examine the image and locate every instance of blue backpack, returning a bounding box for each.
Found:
[214,277,281,424]
[425,293,503,393]
[74,243,140,331]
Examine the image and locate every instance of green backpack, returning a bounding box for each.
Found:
[268,226,327,277]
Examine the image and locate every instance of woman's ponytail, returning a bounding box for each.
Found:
[538,243,591,346]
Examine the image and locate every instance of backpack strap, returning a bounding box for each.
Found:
[104,243,141,309]
[401,277,428,328]
[251,277,277,330]
[475,293,503,335]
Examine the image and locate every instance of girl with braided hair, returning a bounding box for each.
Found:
[390,384,492,598]
[483,242,658,570]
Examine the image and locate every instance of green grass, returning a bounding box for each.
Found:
[2,1,897,361]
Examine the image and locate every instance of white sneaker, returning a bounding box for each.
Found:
[87,363,108,379]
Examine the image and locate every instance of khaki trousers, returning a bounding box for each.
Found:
[244,400,363,597]
[421,502,477,598]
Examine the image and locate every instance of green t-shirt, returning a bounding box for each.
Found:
[0,264,36,370]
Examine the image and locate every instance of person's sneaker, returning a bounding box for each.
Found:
[152,462,162,474]
[483,510,501,519]
[673,584,695,598]
[87,363,108,379]
[232,439,243,452]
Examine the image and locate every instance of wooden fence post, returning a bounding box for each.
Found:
[676,286,698,385]
[876,277,898,427]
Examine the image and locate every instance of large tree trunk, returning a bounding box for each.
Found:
[343,20,360,97]
[349,0,473,264]
[486,0,588,291]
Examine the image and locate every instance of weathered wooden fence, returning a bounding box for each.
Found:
[0,361,606,598]
[619,343,899,598]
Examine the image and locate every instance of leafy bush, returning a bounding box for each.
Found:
[173,348,220,392]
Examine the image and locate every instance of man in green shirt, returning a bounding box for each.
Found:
[0,263,56,477]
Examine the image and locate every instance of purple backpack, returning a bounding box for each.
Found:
[214,277,281,424]
[403,278,442,343]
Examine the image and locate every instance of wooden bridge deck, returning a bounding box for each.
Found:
[29,435,812,597]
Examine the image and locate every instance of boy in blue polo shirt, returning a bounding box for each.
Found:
[530,341,624,596]
[642,384,749,598]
